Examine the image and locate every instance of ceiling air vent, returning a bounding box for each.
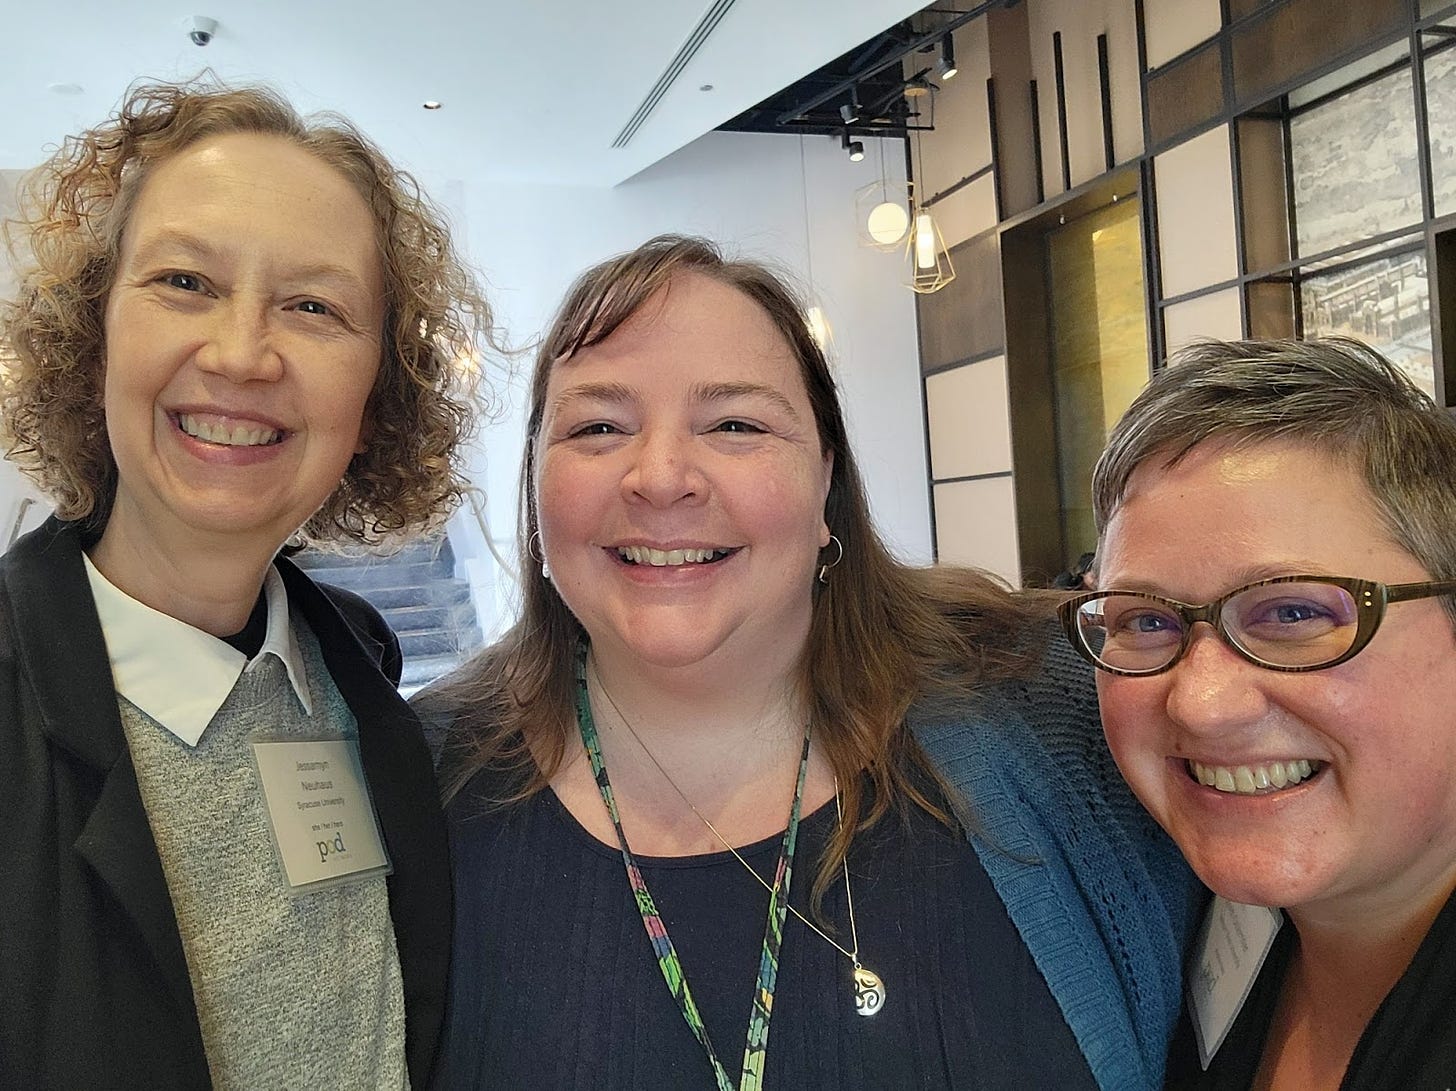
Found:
[612,0,737,149]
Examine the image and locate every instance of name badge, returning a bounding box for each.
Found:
[1187,896,1284,1070]
[251,737,392,894]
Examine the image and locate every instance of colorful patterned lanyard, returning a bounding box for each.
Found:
[574,656,811,1091]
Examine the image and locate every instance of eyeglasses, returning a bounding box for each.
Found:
[1059,575,1456,677]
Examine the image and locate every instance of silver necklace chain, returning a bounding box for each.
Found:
[586,660,886,1016]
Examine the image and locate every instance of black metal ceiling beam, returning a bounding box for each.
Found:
[771,0,1016,128]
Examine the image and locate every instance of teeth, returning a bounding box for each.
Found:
[178,413,281,447]
[1189,758,1320,795]
[617,545,728,567]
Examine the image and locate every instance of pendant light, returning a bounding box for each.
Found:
[904,127,955,294]
[855,141,912,251]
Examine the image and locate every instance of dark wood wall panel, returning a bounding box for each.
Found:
[917,232,1006,372]
[1236,115,1292,274]
[1147,42,1225,147]
[1231,0,1406,107]
[1246,279,1297,337]
[999,224,1064,584]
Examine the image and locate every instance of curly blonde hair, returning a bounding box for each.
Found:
[0,79,492,543]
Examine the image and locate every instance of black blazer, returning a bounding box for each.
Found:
[0,518,451,1089]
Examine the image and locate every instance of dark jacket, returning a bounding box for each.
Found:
[0,518,450,1089]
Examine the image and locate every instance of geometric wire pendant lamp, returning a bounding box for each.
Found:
[856,141,914,252]
[905,203,955,293]
[903,105,955,293]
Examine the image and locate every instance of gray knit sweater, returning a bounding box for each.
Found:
[120,618,409,1089]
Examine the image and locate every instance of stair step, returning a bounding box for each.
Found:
[383,601,479,634]
[292,535,482,697]
[399,652,473,696]
[365,581,473,611]
[292,537,451,570]
[306,559,454,591]
[400,626,485,659]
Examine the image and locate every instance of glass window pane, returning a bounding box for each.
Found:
[1290,66,1421,258]
[1425,42,1456,217]
[1301,249,1434,397]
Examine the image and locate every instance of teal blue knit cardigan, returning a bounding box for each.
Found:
[914,636,1202,1091]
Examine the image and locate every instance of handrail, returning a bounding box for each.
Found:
[467,491,520,589]
[7,496,34,550]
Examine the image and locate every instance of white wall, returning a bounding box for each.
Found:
[0,137,929,632]
[0,169,54,546]
[441,129,930,636]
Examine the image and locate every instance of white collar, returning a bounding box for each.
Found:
[83,555,313,747]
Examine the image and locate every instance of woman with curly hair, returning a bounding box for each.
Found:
[0,80,489,1089]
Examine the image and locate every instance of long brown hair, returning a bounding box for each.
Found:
[427,235,1048,901]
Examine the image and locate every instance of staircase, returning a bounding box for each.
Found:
[290,535,483,695]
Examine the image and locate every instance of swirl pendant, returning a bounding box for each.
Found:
[853,965,886,1017]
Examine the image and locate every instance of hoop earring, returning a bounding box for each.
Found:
[528,530,549,580]
[818,535,843,585]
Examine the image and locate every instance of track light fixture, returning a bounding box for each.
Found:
[839,85,861,125]
[841,132,865,162]
[938,34,958,80]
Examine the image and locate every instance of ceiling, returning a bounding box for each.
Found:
[0,0,938,188]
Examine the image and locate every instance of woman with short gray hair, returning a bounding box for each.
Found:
[1063,338,1456,1089]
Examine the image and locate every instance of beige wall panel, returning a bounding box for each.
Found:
[1028,0,1144,196]
[1144,0,1222,69]
[1162,288,1244,352]
[1154,124,1239,297]
[925,355,1013,480]
[1027,3,1065,197]
[931,172,998,249]
[933,476,1022,585]
[918,18,993,200]
[1102,0,1145,167]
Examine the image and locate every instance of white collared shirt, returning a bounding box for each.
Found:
[83,556,313,747]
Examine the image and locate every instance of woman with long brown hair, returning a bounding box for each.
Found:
[423,235,1196,1090]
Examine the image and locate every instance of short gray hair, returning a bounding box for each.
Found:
[1092,338,1456,625]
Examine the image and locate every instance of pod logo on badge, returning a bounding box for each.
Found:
[317,832,348,864]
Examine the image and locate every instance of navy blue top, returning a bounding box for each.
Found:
[1165,888,1456,1090]
[434,768,1096,1090]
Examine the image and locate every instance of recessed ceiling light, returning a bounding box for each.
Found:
[699,84,714,92]
[48,82,84,96]
[422,100,443,110]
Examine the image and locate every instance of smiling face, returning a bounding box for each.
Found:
[1095,439,1456,926]
[534,271,833,683]
[99,131,385,562]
